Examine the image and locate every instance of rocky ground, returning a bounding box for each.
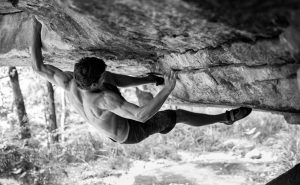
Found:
[57,149,279,185]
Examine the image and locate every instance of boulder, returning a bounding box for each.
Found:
[0,0,300,123]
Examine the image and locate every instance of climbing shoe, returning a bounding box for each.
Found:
[223,107,252,125]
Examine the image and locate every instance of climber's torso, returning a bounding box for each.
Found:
[64,72,129,142]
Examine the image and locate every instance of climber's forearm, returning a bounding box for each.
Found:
[31,22,43,71]
[110,72,155,87]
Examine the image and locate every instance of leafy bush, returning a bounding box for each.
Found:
[279,126,300,170]
[0,145,64,185]
[107,156,132,170]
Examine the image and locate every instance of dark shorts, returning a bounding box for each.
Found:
[122,110,176,144]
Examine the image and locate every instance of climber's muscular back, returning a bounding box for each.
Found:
[66,79,129,142]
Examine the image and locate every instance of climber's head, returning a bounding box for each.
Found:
[74,57,107,90]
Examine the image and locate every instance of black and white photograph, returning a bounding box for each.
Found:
[0,0,299,184]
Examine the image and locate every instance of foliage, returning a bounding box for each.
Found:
[278,126,300,170]
[0,144,61,185]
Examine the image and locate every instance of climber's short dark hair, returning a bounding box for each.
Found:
[74,57,107,89]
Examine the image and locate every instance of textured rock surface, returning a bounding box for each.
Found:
[1,0,300,123]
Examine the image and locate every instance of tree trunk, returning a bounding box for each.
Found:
[8,66,30,139]
[46,82,58,143]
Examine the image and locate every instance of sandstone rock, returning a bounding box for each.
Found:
[0,0,300,123]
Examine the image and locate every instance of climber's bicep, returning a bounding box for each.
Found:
[37,64,72,90]
[97,92,141,121]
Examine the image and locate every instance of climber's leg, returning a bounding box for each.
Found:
[175,109,227,127]
[122,107,252,144]
[123,110,176,144]
[175,107,252,127]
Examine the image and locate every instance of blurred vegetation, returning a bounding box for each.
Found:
[0,67,299,185]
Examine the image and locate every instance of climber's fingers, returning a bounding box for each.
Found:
[173,71,178,79]
[164,70,177,81]
[163,70,177,91]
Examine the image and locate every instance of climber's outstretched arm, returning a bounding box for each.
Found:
[106,72,164,88]
[30,17,72,90]
[98,71,176,122]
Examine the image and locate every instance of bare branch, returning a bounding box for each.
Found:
[0,76,8,80]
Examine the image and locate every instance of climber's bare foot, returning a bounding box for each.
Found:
[222,107,252,125]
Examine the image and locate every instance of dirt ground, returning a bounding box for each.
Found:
[58,150,278,185]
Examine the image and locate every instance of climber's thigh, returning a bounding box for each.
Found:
[122,110,177,144]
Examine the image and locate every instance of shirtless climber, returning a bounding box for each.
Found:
[30,17,252,144]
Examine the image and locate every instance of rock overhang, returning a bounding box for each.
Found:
[0,0,300,123]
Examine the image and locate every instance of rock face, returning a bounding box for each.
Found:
[0,0,300,123]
